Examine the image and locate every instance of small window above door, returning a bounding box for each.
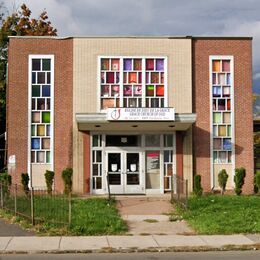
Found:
[106,135,141,147]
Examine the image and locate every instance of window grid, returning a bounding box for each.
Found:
[100,57,166,110]
[31,58,52,164]
[91,134,174,192]
[92,135,103,190]
[211,59,232,164]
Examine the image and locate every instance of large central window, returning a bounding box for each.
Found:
[99,57,167,110]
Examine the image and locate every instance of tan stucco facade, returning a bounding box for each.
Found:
[213,164,234,190]
[72,37,193,192]
[31,164,52,188]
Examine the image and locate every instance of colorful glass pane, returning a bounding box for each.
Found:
[46,151,51,163]
[32,59,41,71]
[37,72,45,84]
[146,59,154,70]
[134,59,142,70]
[42,85,50,97]
[42,138,50,149]
[42,59,51,71]
[101,59,109,70]
[37,151,45,163]
[146,85,154,96]
[37,125,45,136]
[213,60,220,72]
[156,85,164,96]
[124,59,132,70]
[111,59,119,70]
[32,112,40,123]
[31,138,40,149]
[32,85,40,97]
[156,59,164,71]
[42,112,50,123]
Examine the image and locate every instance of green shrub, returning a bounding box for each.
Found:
[234,167,246,195]
[255,171,260,194]
[0,171,12,197]
[44,170,55,195]
[61,167,73,195]
[194,174,203,196]
[0,171,12,186]
[218,169,228,195]
[21,173,30,195]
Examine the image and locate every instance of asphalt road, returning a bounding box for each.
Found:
[0,219,34,236]
[0,251,260,260]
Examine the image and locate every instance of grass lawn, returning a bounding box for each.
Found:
[1,196,127,235]
[70,198,127,235]
[175,195,260,234]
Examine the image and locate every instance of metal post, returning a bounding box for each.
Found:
[185,179,188,209]
[106,174,111,201]
[30,187,34,225]
[176,176,180,202]
[14,184,17,215]
[0,182,3,208]
[68,192,72,226]
[171,174,174,203]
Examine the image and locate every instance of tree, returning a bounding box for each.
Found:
[62,168,73,195]
[218,169,228,195]
[0,2,5,23]
[234,167,246,195]
[44,170,55,195]
[0,4,57,168]
[193,174,203,196]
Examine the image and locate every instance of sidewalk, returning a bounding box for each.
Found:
[0,196,259,254]
[0,219,34,237]
[0,234,259,253]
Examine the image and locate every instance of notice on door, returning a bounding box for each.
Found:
[107,107,175,121]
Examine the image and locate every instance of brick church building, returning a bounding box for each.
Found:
[6,36,254,194]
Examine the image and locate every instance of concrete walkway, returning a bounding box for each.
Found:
[0,234,259,253]
[116,195,193,235]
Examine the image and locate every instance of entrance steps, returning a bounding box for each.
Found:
[116,195,172,216]
[115,195,193,235]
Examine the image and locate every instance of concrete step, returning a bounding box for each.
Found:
[122,215,169,222]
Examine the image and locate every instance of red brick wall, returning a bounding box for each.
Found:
[176,131,184,179]
[192,38,254,193]
[7,37,73,191]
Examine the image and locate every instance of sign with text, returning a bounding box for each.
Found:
[107,108,175,121]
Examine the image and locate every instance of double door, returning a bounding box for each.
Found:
[106,151,144,194]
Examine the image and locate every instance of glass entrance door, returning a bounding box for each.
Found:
[107,152,123,194]
[107,152,144,194]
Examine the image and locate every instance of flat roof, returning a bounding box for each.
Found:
[8,35,253,40]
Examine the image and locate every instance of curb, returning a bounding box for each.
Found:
[0,243,260,254]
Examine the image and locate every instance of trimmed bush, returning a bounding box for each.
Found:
[255,171,260,194]
[21,173,30,195]
[218,169,228,195]
[194,174,203,196]
[234,167,246,195]
[0,171,12,197]
[61,167,73,195]
[0,171,12,186]
[45,170,55,195]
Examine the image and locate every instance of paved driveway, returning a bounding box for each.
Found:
[0,218,34,236]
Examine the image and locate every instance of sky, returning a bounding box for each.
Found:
[3,0,260,93]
